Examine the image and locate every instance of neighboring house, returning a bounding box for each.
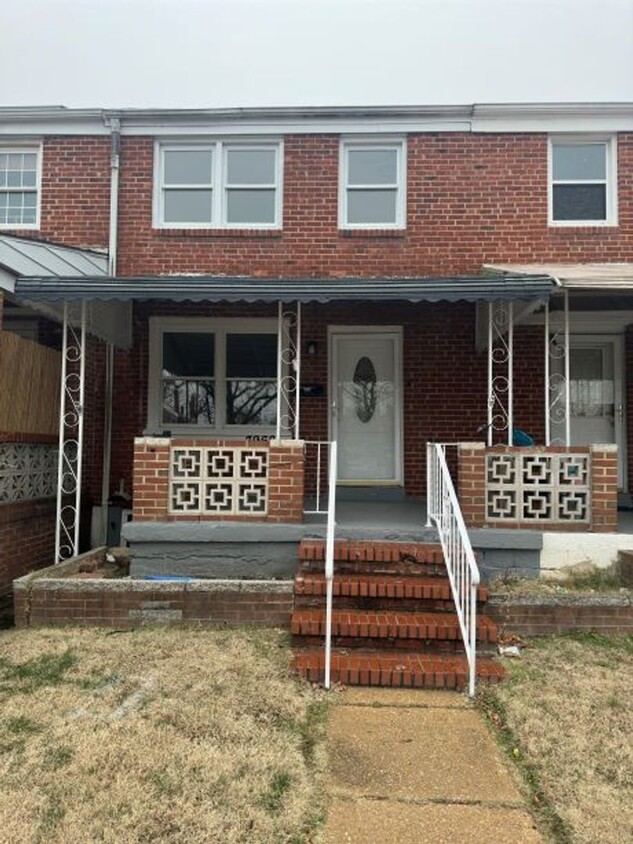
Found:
[0,102,632,586]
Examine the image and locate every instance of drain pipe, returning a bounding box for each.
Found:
[100,115,121,542]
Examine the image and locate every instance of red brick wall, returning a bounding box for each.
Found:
[14,579,293,628]
[132,437,304,523]
[457,444,618,532]
[115,133,633,277]
[0,498,56,598]
[488,599,633,636]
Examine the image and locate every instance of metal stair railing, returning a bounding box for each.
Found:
[323,440,338,689]
[426,442,480,696]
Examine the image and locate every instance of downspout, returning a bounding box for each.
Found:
[101,115,121,541]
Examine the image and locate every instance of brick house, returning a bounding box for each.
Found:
[1,102,632,592]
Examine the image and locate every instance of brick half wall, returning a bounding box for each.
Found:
[458,442,618,532]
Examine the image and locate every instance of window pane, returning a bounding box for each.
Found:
[348,149,398,185]
[162,379,215,425]
[163,189,213,223]
[552,144,606,181]
[347,189,397,224]
[164,149,212,185]
[163,332,214,377]
[226,189,275,224]
[552,184,606,221]
[226,334,277,377]
[226,380,277,425]
[226,149,275,185]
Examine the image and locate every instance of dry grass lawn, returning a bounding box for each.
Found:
[0,626,327,843]
[479,633,633,844]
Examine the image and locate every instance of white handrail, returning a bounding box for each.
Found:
[426,442,480,697]
[324,440,337,690]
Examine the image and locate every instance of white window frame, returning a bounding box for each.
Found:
[548,135,617,227]
[147,317,280,435]
[153,140,283,229]
[0,144,42,230]
[338,137,406,230]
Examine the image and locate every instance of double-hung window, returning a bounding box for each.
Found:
[150,318,278,433]
[340,140,405,228]
[156,142,281,228]
[0,147,40,228]
[549,137,617,226]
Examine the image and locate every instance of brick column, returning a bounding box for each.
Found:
[132,437,170,521]
[590,444,618,533]
[457,442,486,527]
[268,440,305,524]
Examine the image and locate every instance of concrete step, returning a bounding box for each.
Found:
[290,609,498,644]
[291,648,504,690]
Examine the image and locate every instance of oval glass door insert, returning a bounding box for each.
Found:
[353,356,377,423]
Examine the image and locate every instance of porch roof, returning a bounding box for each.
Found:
[484,262,633,290]
[13,273,553,304]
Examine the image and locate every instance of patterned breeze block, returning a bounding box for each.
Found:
[486,452,590,523]
[0,443,58,503]
[170,446,269,516]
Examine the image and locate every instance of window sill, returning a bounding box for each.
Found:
[339,228,406,239]
[548,222,619,232]
[155,228,283,239]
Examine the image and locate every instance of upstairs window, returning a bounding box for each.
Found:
[549,138,616,226]
[0,147,40,228]
[156,142,281,228]
[340,140,405,229]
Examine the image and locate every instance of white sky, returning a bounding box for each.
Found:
[1,0,632,109]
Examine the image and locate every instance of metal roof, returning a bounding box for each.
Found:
[485,262,633,290]
[0,234,108,279]
[14,274,553,304]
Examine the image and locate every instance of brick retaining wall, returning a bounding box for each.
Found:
[487,595,633,636]
[0,498,56,598]
[13,553,293,628]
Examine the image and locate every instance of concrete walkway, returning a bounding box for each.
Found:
[322,688,543,844]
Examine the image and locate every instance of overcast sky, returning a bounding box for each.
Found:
[1,0,632,109]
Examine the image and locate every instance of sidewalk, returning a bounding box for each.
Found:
[322,688,542,844]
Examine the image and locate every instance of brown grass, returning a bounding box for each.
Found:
[480,634,633,844]
[0,626,328,843]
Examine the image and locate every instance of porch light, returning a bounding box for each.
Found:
[306,340,318,356]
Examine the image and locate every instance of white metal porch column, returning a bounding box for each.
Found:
[276,301,302,440]
[544,290,571,446]
[55,301,87,562]
[487,301,514,445]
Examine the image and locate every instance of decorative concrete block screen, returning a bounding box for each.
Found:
[0,441,58,503]
[486,451,590,524]
[133,437,305,524]
[458,443,617,533]
[170,446,269,516]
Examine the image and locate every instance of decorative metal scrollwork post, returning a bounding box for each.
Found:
[544,291,571,446]
[487,301,514,446]
[276,301,301,440]
[55,301,86,562]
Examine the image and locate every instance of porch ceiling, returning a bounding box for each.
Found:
[13,273,553,304]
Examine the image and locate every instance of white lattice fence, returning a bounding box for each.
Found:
[169,446,269,516]
[486,451,590,523]
[0,442,58,503]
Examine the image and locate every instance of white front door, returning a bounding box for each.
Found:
[552,336,626,488]
[330,330,402,483]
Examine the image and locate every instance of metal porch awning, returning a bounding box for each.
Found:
[484,262,633,290]
[14,272,553,305]
[0,234,131,348]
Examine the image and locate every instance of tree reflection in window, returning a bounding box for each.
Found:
[353,356,377,423]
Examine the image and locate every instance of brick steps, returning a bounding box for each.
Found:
[291,648,505,690]
[291,539,504,691]
[291,608,498,644]
[294,572,489,603]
